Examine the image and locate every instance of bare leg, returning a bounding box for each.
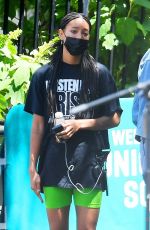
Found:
[46,206,70,230]
[76,206,100,230]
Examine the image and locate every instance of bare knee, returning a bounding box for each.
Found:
[78,219,98,230]
[46,206,70,230]
[76,206,100,230]
[79,222,97,230]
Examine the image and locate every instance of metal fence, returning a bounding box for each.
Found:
[1,0,147,88]
[2,0,107,63]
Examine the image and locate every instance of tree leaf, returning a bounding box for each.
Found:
[13,61,31,87]
[99,18,111,39]
[10,89,25,105]
[0,46,12,58]
[8,29,22,40]
[0,109,5,119]
[0,94,8,109]
[143,19,150,32]
[7,40,17,55]
[0,78,12,91]
[30,63,42,75]
[0,68,9,80]
[5,85,14,100]
[102,33,119,50]
[134,0,150,9]
[136,21,147,36]
[116,17,137,45]
[0,34,8,48]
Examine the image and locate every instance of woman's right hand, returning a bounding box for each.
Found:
[29,168,43,203]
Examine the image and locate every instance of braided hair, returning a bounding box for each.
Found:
[47,12,99,118]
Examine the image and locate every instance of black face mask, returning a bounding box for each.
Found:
[64,37,88,56]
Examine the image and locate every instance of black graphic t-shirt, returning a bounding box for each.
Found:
[56,62,82,118]
[24,61,122,191]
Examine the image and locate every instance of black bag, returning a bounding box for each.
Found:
[58,130,110,194]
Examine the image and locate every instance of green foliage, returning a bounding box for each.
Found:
[134,0,150,9]
[116,17,138,46]
[30,37,60,64]
[92,0,150,90]
[102,33,119,50]
[0,29,58,119]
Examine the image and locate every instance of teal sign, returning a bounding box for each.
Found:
[5,98,145,230]
[99,98,145,230]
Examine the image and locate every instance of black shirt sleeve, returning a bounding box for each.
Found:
[24,66,46,116]
[96,63,123,117]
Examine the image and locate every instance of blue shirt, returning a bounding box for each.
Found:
[132,49,150,139]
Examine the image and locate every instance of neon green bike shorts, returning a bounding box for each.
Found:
[43,187,102,209]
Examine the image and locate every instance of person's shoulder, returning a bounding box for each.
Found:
[138,49,150,78]
[142,49,150,62]
[96,62,108,71]
[34,62,53,76]
[32,62,54,82]
[139,49,150,67]
[96,62,109,73]
[96,62,111,79]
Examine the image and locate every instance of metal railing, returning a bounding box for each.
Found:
[1,0,146,87]
[2,0,102,59]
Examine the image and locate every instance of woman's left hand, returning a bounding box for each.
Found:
[56,120,80,140]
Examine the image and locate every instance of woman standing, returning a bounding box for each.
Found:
[25,12,122,230]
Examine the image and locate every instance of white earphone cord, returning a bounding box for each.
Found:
[64,141,103,195]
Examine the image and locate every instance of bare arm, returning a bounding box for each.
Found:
[57,112,121,139]
[29,114,44,202]
[77,112,120,130]
[30,114,45,171]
